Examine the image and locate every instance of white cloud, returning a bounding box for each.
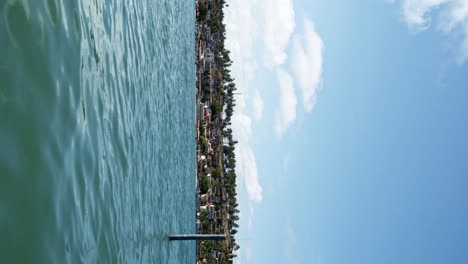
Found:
[237,146,263,203]
[275,69,297,137]
[226,0,263,206]
[263,0,296,66]
[225,0,258,61]
[252,89,264,121]
[439,1,468,32]
[402,0,448,28]
[232,113,252,146]
[440,1,468,62]
[226,0,296,67]
[230,113,263,203]
[225,0,301,261]
[395,0,468,62]
[292,18,324,112]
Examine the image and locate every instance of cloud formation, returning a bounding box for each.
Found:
[252,89,264,121]
[225,1,325,262]
[225,0,263,206]
[237,146,263,203]
[263,0,296,66]
[402,0,448,28]
[225,0,314,205]
[230,112,263,203]
[275,69,297,137]
[292,18,324,112]
[396,0,468,62]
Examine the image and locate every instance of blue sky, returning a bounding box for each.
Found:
[224,0,468,263]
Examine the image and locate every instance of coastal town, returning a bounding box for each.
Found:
[195,0,240,263]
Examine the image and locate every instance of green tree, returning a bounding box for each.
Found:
[211,98,222,116]
[200,173,211,194]
[200,136,209,153]
[198,2,208,21]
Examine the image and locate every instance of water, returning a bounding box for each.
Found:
[0,0,196,263]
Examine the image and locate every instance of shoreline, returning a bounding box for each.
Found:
[194,0,240,263]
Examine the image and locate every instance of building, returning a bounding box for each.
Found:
[197,102,205,121]
[205,48,215,63]
[208,209,216,220]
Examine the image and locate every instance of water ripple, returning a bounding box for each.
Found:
[0,0,195,263]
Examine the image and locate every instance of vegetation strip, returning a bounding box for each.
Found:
[195,0,240,263]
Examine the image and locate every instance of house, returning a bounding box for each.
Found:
[197,102,205,121]
[206,52,214,63]
[204,107,212,123]
[205,48,215,63]
[200,193,209,203]
[208,209,216,220]
[200,204,215,212]
[204,26,211,39]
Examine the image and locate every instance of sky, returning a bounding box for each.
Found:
[223,0,468,263]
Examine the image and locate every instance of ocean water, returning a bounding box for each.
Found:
[0,0,196,263]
